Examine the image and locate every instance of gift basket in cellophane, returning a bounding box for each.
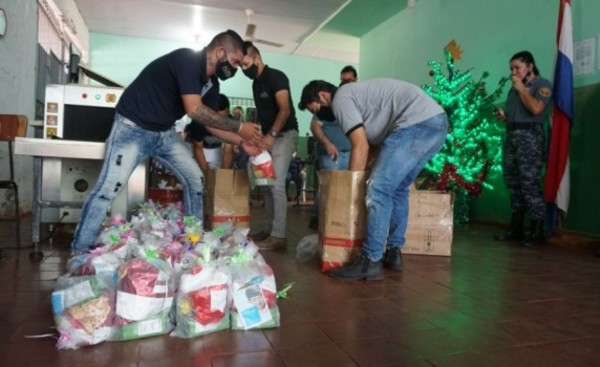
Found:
[49,201,289,349]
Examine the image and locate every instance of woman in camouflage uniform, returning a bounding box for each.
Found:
[494,51,553,247]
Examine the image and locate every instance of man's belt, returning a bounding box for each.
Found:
[506,122,541,131]
[203,142,222,149]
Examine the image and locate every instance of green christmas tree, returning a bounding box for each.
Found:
[420,41,508,222]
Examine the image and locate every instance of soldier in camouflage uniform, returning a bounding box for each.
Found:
[494,51,552,247]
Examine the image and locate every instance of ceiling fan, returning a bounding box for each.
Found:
[244,9,284,48]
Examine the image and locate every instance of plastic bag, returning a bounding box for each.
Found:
[52,273,116,349]
[248,150,276,187]
[230,258,280,330]
[295,234,321,263]
[112,258,175,340]
[171,263,230,338]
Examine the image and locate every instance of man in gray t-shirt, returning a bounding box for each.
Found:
[299,79,448,280]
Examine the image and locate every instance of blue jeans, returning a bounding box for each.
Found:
[71,114,204,253]
[363,113,448,262]
[310,151,350,220]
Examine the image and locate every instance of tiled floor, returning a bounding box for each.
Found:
[1,205,599,367]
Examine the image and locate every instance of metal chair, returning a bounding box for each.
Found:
[0,114,28,248]
[294,136,317,207]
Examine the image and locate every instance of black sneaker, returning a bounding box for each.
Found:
[329,255,383,280]
[382,248,403,271]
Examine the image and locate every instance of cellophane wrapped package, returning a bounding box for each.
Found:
[51,201,286,348]
[171,230,231,338]
[51,273,116,349]
[112,257,175,340]
[67,215,138,278]
[171,261,230,338]
[229,248,280,330]
[248,150,276,187]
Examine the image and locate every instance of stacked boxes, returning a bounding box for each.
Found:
[318,171,453,271]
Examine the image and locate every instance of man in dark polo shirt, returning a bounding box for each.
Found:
[187,94,231,174]
[242,42,299,250]
[71,30,262,254]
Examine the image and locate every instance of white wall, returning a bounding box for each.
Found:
[0,0,88,217]
[0,0,38,217]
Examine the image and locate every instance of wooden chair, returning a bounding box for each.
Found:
[0,114,28,247]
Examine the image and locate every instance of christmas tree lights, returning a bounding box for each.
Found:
[420,43,509,222]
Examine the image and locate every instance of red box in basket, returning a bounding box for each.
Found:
[147,188,183,204]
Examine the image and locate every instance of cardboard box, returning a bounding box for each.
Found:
[318,170,368,272]
[318,170,453,268]
[402,191,453,256]
[204,169,250,229]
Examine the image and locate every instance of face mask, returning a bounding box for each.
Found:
[216,53,237,81]
[243,64,259,80]
[316,106,336,122]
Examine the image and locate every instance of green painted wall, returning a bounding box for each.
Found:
[567,84,600,234]
[87,1,600,235]
[89,32,354,137]
[359,0,600,235]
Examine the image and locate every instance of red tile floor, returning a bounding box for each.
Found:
[1,205,599,367]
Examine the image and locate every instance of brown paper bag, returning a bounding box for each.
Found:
[318,170,368,272]
[204,169,250,229]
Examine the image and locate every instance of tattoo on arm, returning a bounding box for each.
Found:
[189,105,241,132]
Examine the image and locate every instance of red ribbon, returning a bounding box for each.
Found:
[436,162,488,197]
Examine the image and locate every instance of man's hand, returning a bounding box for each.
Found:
[324,141,339,160]
[261,134,275,151]
[240,140,262,157]
[238,122,262,144]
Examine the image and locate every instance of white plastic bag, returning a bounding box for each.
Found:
[295,234,321,263]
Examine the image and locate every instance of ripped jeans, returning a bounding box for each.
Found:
[71,114,204,253]
[362,113,448,261]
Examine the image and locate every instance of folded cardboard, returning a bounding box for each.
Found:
[204,169,250,229]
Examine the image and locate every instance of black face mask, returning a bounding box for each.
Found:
[216,57,237,81]
[316,106,336,122]
[243,64,259,80]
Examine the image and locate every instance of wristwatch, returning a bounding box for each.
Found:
[268,129,279,138]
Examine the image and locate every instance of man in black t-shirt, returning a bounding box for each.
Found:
[241,42,299,251]
[187,93,230,174]
[71,30,262,254]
